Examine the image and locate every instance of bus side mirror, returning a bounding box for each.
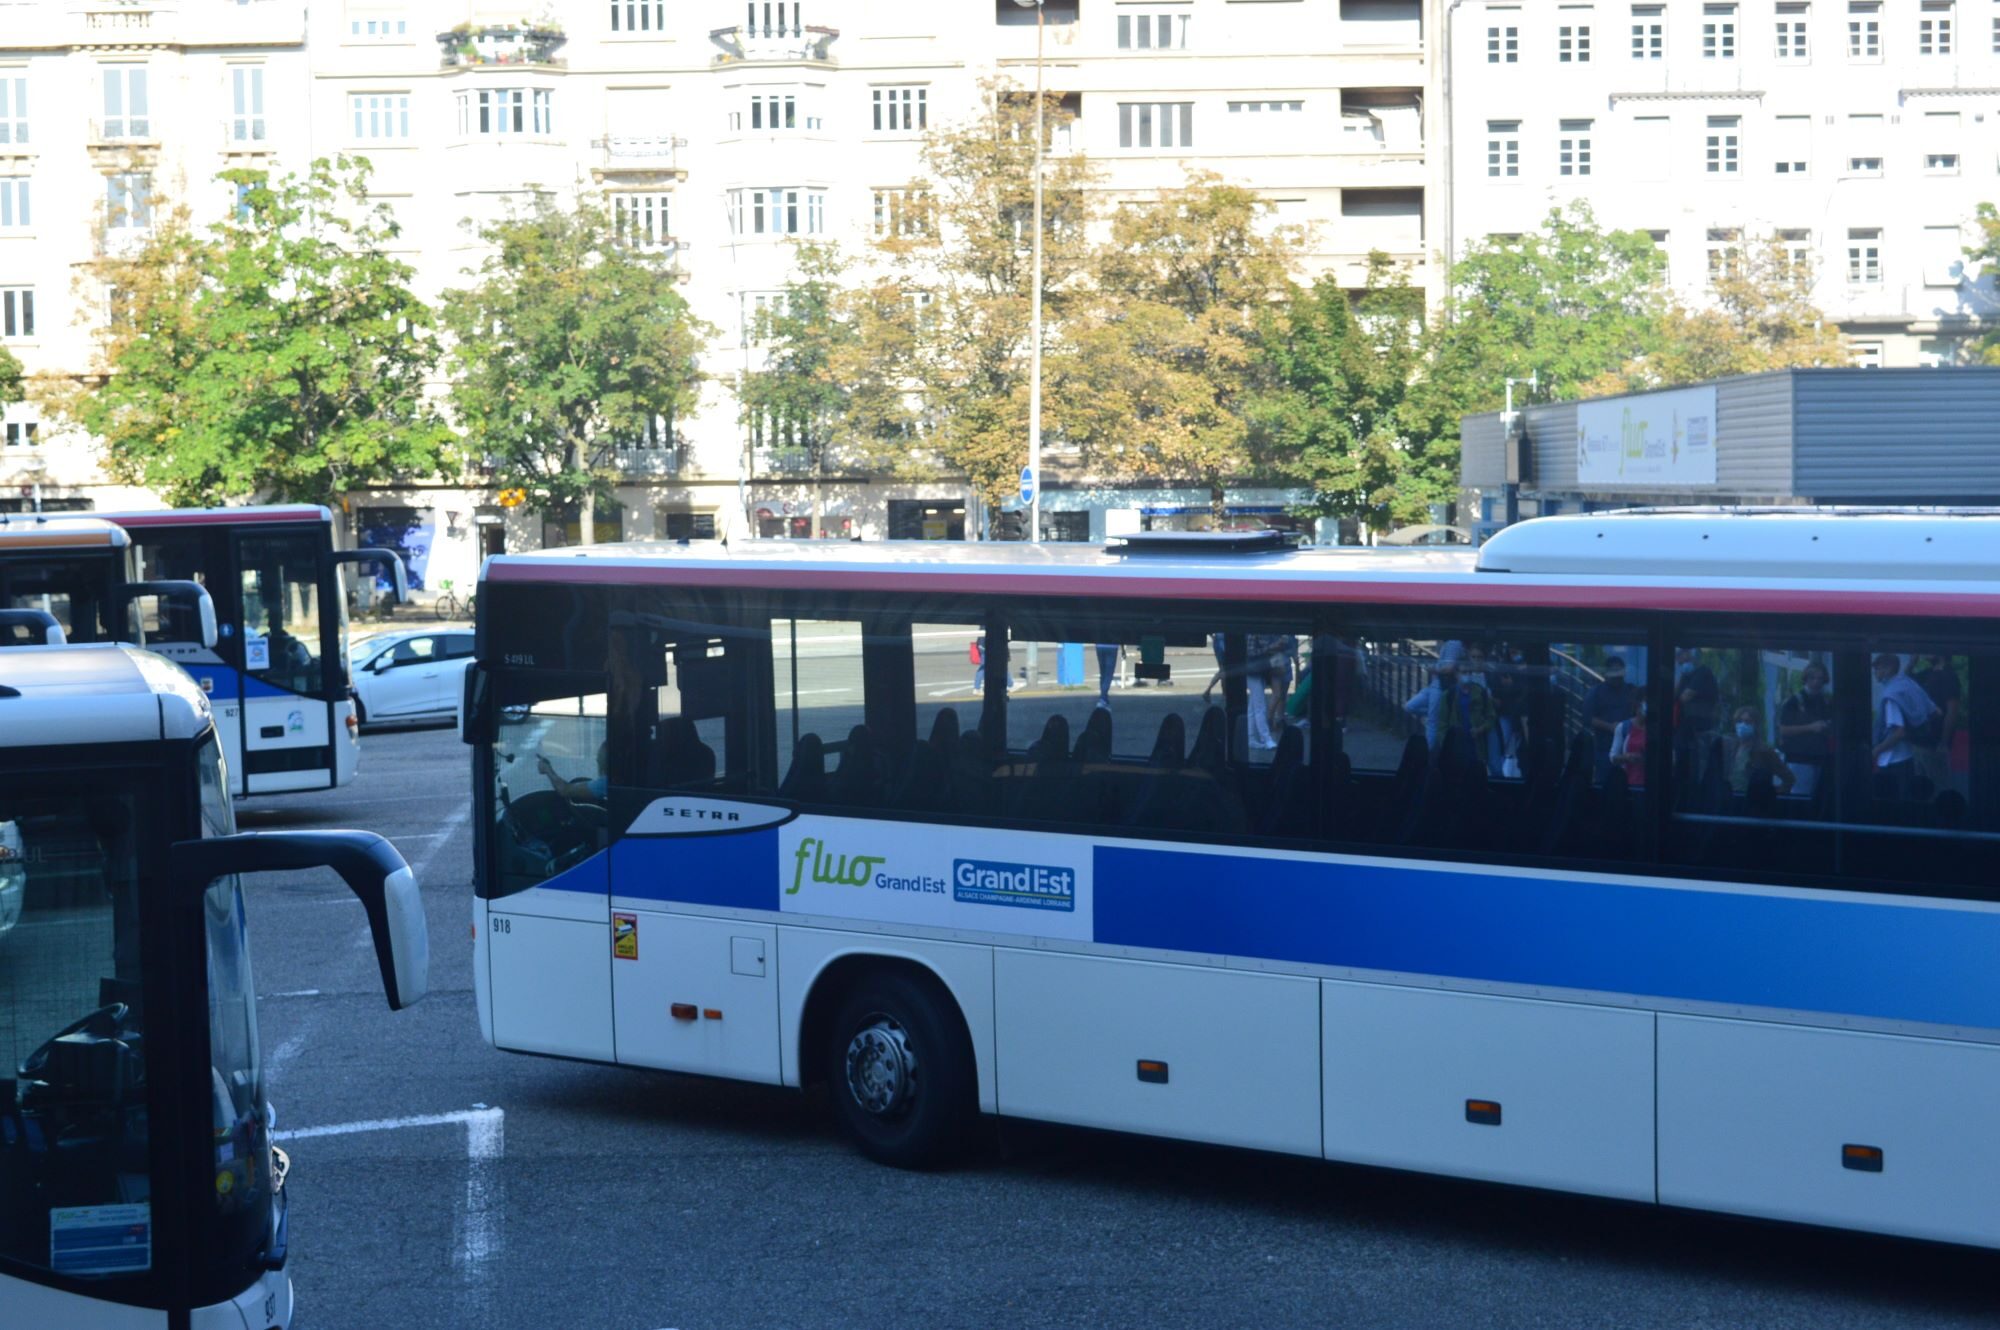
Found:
[0,609,65,647]
[461,662,491,745]
[334,549,412,606]
[114,580,219,649]
[169,831,430,1011]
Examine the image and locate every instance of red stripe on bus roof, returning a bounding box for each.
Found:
[105,509,327,527]
[483,561,2000,619]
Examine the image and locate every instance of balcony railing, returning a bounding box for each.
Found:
[438,25,566,68]
[592,136,686,172]
[709,23,837,64]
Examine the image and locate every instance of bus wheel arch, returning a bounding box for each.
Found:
[800,953,978,1169]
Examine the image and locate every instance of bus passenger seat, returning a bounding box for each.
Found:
[1188,707,1226,775]
[654,716,716,788]
[1259,725,1311,838]
[778,733,827,804]
[829,725,885,808]
[1148,714,1186,768]
[928,708,960,755]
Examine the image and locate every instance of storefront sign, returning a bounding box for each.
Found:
[1575,386,1718,488]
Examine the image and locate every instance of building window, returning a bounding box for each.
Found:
[1851,340,1883,367]
[1487,21,1520,62]
[1631,4,1664,56]
[610,0,666,32]
[1705,115,1740,173]
[1993,9,2000,51]
[741,290,789,343]
[1118,101,1194,149]
[1706,228,1742,283]
[0,75,23,146]
[349,15,410,40]
[1703,3,1738,56]
[350,92,411,140]
[726,187,826,236]
[2,417,36,449]
[1776,228,1813,280]
[1848,1,1881,56]
[101,65,149,139]
[872,86,926,133]
[1927,151,1961,172]
[456,88,553,136]
[1487,120,1520,177]
[1773,114,1809,173]
[105,172,151,229]
[745,1,805,39]
[1647,229,1671,284]
[1558,21,1593,60]
[1117,10,1188,49]
[661,510,717,540]
[0,287,32,338]
[1919,0,1954,52]
[1925,110,1961,174]
[1229,100,1305,114]
[1558,119,1593,175]
[749,91,796,131]
[871,188,934,238]
[230,66,265,143]
[1776,3,1809,57]
[0,177,27,229]
[617,413,674,452]
[1847,227,1882,283]
[612,192,672,247]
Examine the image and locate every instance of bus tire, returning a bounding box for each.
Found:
[824,968,974,1170]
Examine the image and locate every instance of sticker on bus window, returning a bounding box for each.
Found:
[245,637,270,671]
[50,1202,152,1275]
[612,912,638,960]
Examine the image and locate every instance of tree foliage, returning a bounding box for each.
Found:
[441,197,713,540]
[0,343,20,412]
[1967,203,2000,366]
[44,157,450,507]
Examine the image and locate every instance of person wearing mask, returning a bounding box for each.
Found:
[1778,661,1834,796]
[1609,699,1649,790]
[1583,656,1638,786]
[1724,707,1795,799]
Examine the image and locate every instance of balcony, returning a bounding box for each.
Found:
[437,24,566,69]
[590,136,688,181]
[709,23,838,65]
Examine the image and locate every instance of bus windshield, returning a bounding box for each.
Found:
[0,776,152,1284]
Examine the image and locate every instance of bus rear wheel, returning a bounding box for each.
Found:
[825,969,974,1170]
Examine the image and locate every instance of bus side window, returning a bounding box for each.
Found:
[487,679,609,898]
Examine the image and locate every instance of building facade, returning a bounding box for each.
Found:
[0,0,1443,591]
[1445,0,2000,368]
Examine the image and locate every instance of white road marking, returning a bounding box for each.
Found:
[265,1033,307,1086]
[268,989,321,999]
[414,801,473,882]
[274,1106,505,1274]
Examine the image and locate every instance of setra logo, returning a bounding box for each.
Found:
[788,837,886,895]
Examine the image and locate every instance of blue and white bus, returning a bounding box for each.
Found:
[463,510,2000,1248]
[0,641,427,1329]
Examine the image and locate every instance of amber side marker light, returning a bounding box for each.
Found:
[703,1008,723,1021]
[1136,1060,1169,1084]
[670,1003,698,1021]
[1465,1099,1503,1126]
[1842,1144,1884,1173]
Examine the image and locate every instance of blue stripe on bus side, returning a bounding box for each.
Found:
[611,831,783,912]
[1093,847,2000,1032]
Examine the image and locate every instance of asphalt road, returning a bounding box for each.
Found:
[240,724,2000,1330]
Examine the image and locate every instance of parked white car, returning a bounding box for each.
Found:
[350,629,475,728]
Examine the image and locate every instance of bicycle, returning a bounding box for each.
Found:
[433,579,473,622]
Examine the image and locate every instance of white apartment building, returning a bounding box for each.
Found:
[2,0,1441,585]
[1445,0,2000,370]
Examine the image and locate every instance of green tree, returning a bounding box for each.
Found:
[1966,203,2000,365]
[44,157,450,507]
[1068,176,1303,520]
[1584,239,1849,395]
[0,344,20,414]
[441,196,714,543]
[868,79,1098,511]
[1245,258,1436,530]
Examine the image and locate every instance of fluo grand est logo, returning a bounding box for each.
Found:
[787,836,947,897]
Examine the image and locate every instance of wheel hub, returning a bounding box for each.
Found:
[844,1017,918,1117]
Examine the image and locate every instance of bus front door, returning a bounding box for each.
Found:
[233,531,338,795]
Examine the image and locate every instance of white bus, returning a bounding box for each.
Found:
[463,511,2000,1248]
[0,641,428,1329]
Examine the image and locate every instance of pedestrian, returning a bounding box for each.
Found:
[1871,653,1938,797]
[1584,656,1639,786]
[1610,699,1649,790]
[1724,706,1795,799]
[1777,661,1834,796]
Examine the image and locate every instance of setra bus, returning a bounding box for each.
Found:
[92,506,407,798]
[461,510,2000,1249]
[0,641,427,1329]
[0,518,216,651]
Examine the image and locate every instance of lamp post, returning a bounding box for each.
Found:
[1011,0,1045,546]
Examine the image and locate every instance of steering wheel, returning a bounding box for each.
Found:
[500,790,606,875]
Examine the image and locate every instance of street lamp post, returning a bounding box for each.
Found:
[1012,0,1045,547]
